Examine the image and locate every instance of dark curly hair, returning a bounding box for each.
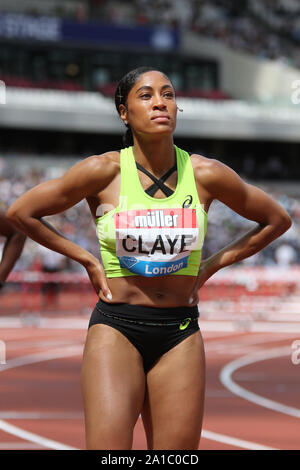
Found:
[115,66,170,147]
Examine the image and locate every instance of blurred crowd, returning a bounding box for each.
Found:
[106,0,296,64]
[90,0,300,65]
[0,0,298,65]
[0,155,299,275]
[205,194,300,267]
[0,157,98,275]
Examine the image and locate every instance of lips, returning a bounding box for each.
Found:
[151,114,170,121]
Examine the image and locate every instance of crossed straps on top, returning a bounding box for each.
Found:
[135,161,177,197]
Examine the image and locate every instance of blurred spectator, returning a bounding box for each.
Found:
[39,245,66,310]
[274,242,298,266]
[39,245,67,272]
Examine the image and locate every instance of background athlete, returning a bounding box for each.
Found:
[0,209,26,290]
[6,67,292,450]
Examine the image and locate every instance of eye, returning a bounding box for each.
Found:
[140,93,151,99]
[163,92,175,99]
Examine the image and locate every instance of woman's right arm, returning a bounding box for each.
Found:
[0,210,26,286]
[6,154,117,299]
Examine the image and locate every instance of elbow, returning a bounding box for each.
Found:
[5,206,25,230]
[5,206,18,223]
[276,212,292,235]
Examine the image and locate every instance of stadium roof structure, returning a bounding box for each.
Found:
[1,87,300,142]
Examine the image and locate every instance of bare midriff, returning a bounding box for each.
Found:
[98,274,198,308]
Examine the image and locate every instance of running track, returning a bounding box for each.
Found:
[0,313,299,450]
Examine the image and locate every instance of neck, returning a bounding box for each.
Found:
[132,136,175,176]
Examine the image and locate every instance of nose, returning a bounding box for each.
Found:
[152,93,166,110]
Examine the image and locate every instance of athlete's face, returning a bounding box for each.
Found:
[119,71,177,140]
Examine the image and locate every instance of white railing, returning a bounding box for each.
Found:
[2,86,300,140]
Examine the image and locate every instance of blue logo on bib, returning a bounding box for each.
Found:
[119,256,138,269]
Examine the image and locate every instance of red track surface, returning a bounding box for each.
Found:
[0,313,299,450]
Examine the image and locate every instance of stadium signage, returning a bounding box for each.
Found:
[0,13,179,50]
[0,14,61,41]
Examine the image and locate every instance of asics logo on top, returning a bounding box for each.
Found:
[182,195,193,208]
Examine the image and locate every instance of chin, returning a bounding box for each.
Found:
[151,124,175,135]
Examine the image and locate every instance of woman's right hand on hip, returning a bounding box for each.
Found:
[85,258,112,301]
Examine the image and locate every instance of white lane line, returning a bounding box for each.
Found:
[205,333,297,352]
[0,412,83,420]
[0,442,46,450]
[6,340,83,351]
[0,420,78,450]
[200,321,300,333]
[204,333,299,359]
[0,346,82,450]
[201,429,277,450]
[0,317,88,329]
[0,345,83,371]
[220,346,300,418]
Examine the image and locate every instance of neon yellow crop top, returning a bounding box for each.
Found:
[95,145,207,278]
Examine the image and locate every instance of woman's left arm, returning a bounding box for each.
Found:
[190,158,292,299]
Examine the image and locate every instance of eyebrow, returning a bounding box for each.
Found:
[135,84,174,94]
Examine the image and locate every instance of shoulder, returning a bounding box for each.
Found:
[189,152,219,174]
[189,152,233,178]
[35,151,122,200]
[75,151,120,174]
[62,151,121,190]
[189,153,245,196]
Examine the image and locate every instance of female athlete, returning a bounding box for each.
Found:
[6,66,291,450]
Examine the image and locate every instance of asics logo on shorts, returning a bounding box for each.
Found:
[179,318,192,330]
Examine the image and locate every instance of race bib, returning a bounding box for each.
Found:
[115,208,199,277]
